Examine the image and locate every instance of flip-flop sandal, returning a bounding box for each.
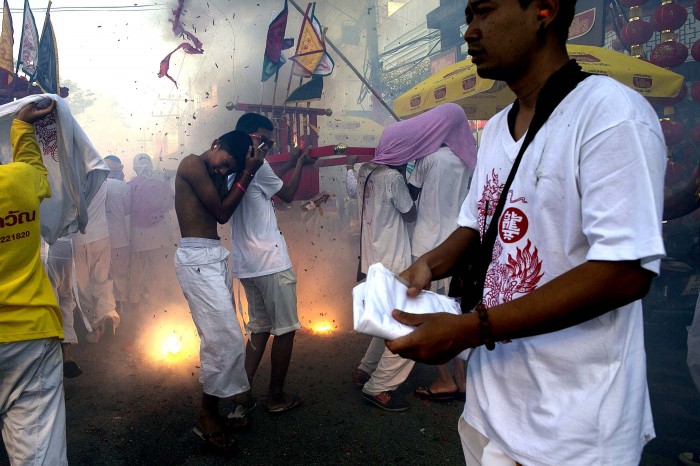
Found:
[192,426,237,455]
[266,394,303,414]
[228,401,257,420]
[414,386,458,401]
[63,360,83,379]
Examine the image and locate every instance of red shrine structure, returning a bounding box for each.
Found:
[234,102,376,200]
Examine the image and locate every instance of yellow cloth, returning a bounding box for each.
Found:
[0,119,63,343]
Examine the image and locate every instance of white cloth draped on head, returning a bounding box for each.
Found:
[0,94,109,244]
[133,153,153,179]
[373,103,477,170]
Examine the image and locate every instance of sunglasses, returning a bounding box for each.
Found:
[248,133,275,148]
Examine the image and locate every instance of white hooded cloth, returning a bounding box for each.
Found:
[0,94,108,244]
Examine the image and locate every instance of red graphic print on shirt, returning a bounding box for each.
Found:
[478,170,543,310]
[499,207,528,243]
[477,169,505,239]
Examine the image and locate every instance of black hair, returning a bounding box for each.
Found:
[217,130,253,169]
[235,113,274,134]
[517,0,577,43]
[104,155,121,164]
[467,0,576,43]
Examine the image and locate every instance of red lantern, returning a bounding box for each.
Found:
[692,81,700,103]
[650,40,689,68]
[692,39,700,62]
[660,118,686,147]
[691,123,700,146]
[654,0,688,31]
[621,20,654,47]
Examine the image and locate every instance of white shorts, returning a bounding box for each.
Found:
[175,238,250,398]
[241,268,301,336]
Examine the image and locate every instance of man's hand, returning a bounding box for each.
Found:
[244,144,264,175]
[17,99,56,124]
[399,260,433,297]
[299,148,314,166]
[385,310,472,364]
[346,155,358,170]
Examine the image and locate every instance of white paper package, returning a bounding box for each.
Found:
[353,262,462,340]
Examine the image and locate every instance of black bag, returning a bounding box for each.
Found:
[449,61,590,312]
[448,242,483,312]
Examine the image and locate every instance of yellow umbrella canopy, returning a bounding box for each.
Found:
[394,44,685,120]
[317,116,385,147]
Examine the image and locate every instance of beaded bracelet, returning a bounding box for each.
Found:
[475,303,495,351]
[243,170,255,178]
[235,182,247,193]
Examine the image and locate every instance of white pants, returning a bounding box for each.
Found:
[110,246,130,304]
[358,336,386,374]
[73,237,119,329]
[362,342,415,395]
[175,239,250,398]
[46,240,77,344]
[459,417,517,466]
[688,295,700,392]
[0,338,67,466]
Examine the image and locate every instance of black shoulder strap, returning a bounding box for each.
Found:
[475,61,591,292]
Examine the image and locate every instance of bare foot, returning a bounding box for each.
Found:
[195,414,236,453]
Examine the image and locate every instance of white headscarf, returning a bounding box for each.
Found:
[133,153,153,179]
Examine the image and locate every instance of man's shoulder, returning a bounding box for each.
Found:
[572,75,652,114]
[175,154,203,176]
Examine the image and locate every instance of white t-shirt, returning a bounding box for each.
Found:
[104,178,130,249]
[229,161,290,278]
[409,146,472,256]
[71,182,109,245]
[357,163,414,274]
[457,76,665,466]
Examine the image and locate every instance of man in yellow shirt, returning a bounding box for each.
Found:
[0,99,68,465]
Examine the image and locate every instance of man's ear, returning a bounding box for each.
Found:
[535,0,558,26]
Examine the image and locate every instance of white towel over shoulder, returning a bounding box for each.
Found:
[353,262,461,340]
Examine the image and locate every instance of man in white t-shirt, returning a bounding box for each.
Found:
[229,113,313,414]
[409,145,472,401]
[387,1,666,465]
[353,159,417,411]
[103,155,131,315]
[71,181,120,344]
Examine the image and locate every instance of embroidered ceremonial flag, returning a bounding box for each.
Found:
[290,3,333,78]
[0,0,14,86]
[36,5,58,94]
[261,0,293,82]
[310,9,333,77]
[286,76,323,103]
[16,0,38,79]
[290,3,323,78]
